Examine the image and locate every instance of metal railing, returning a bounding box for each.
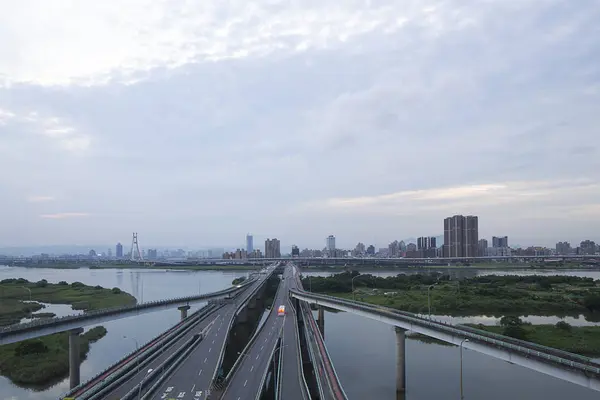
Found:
[291,289,600,376]
[0,281,253,337]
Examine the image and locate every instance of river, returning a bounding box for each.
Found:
[0,266,598,400]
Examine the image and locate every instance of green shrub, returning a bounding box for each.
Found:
[555,321,572,331]
[35,279,48,288]
[111,287,122,294]
[14,339,49,356]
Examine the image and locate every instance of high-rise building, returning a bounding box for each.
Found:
[366,245,375,256]
[291,245,299,257]
[326,235,336,253]
[265,238,281,258]
[417,237,437,257]
[147,249,158,259]
[580,240,596,255]
[388,240,399,257]
[555,241,571,255]
[116,243,123,258]
[492,236,509,248]
[443,215,479,257]
[246,234,254,253]
[478,239,488,256]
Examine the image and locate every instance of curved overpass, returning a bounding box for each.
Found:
[290,289,600,393]
[0,281,253,345]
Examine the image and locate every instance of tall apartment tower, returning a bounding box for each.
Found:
[326,235,336,253]
[116,242,123,258]
[246,233,254,253]
[443,215,479,258]
[492,236,508,248]
[265,238,281,258]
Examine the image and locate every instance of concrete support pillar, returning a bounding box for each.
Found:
[69,328,84,389]
[395,327,406,395]
[317,307,325,338]
[178,305,191,320]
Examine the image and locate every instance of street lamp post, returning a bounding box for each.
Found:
[460,338,469,399]
[352,275,360,301]
[124,336,140,372]
[427,285,435,319]
[138,368,153,400]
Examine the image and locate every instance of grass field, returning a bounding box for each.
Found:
[0,279,137,326]
[0,326,107,385]
[467,324,600,356]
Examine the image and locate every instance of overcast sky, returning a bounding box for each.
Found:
[1,0,599,250]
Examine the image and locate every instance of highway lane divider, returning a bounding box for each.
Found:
[256,336,283,400]
[218,275,284,388]
[210,276,274,389]
[138,321,218,400]
[61,303,217,399]
[67,304,221,400]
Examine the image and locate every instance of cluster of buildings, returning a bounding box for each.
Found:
[76,221,600,262]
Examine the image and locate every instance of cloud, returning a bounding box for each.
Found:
[40,213,90,219]
[0,0,599,248]
[0,108,91,153]
[306,180,600,219]
[0,0,552,87]
[26,196,55,203]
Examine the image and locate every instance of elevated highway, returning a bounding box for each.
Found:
[220,267,291,400]
[0,281,254,345]
[278,267,311,400]
[146,270,272,400]
[291,289,600,393]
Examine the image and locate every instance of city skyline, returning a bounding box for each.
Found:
[1,2,599,247]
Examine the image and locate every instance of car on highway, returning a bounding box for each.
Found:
[277,305,286,316]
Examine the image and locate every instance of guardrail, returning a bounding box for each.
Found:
[292,289,600,377]
[301,301,348,400]
[299,302,326,399]
[211,276,272,388]
[0,280,254,338]
[63,303,221,399]
[62,303,217,399]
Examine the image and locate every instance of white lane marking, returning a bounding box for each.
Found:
[244,379,248,387]
[264,338,267,343]
[209,347,212,353]
[250,365,254,372]
[166,387,174,392]
[212,340,215,344]
[177,392,185,398]
[191,384,196,392]
[260,345,264,350]
[256,354,259,359]
[204,357,207,363]
[198,369,203,375]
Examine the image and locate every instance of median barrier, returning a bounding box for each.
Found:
[62,303,220,399]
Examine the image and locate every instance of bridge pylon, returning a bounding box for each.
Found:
[129,232,143,261]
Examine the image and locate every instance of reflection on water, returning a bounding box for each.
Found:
[19,302,83,324]
[322,309,598,400]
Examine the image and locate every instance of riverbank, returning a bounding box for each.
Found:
[0,278,137,326]
[2,263,262,271]
[0,326,107,386]
[306,271,600,317]
[467,323,600,356]
[300,262,599,271]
